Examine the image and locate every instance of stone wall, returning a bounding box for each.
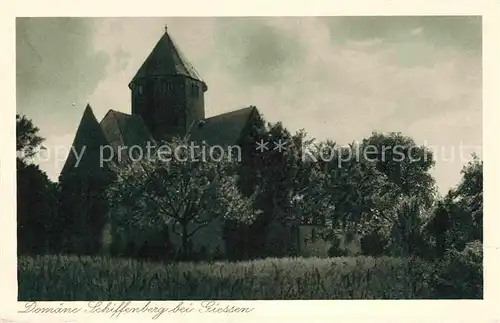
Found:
[297,225,330,257]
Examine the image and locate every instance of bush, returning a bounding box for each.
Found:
[361,231,387,256]
[433,240,483,298]
[327,235,347,257]
[299,240,330,258]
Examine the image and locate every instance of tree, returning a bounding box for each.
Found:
[425,155,483,255]
[294,139,436,257]
[360,132,436,208]
[16,113,45,161]
[427,198,452,258]
[16,114,57,254]
[17,160,58,254]
[304,140,400,235]
[234,120,315,257]
[388,196,428,257]
[253,124,314,223]
[454,154,483,242]
[107,137,260,260]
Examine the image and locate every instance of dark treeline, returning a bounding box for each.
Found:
[17,112,482,298]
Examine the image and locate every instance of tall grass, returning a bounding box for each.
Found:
[18,255,439,300]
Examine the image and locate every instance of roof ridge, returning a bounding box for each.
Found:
[236,106,259,143]
[117,112,129,147]
[204,106,255,120]
[129,30,206,89]
[108,110,127,147]
[100,109,117,123]
[106,109,127,115]
[169,35,204,83]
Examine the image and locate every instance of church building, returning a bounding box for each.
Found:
[62,27,261,175]
[58,27,329,259]
[59,27,263,257]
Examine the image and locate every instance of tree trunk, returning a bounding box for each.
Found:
[181,224,189,260]
[436,232,446,258]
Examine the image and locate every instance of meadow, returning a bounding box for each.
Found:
[18,255,443,300]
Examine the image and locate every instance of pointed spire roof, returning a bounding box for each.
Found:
[129,27,207,91]
[59,104,110,179]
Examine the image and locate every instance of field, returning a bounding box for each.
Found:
[18,255,446,300]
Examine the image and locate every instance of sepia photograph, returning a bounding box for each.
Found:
[15,16,482,301]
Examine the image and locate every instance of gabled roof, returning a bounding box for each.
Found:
[99,110,155,163]
[59,105,260,180]
[60,104,110,179]
[188,106,258,147]
[129,29,207,91]
[100,110,155,147]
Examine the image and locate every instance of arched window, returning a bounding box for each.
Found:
[162,82,172,93]
[191,84,199,97]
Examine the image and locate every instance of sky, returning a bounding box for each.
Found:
[16,17,482,195]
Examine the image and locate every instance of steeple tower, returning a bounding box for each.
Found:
[129,27,208,141]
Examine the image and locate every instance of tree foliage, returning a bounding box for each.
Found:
[233,118,315,257]
[239,121,313,223]
[427,156,483,253]
[16,114,57,254]
[361,132,436,208]
[387,196,429,257]
[107,137,260,259]
[455,155,483,241]
[16,113,45,161]
[16,107,482,268]
[303,141,399,235]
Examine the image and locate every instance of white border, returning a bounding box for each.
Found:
[1,1,499,322]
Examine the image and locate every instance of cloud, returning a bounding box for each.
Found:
[203,17,482,194]
[213,18,305,85]
[16,17,110,138]
[322,16,481,55]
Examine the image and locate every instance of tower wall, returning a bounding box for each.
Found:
[131,76,188,141]
[184,78,206,134]
[131,76,206,141]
